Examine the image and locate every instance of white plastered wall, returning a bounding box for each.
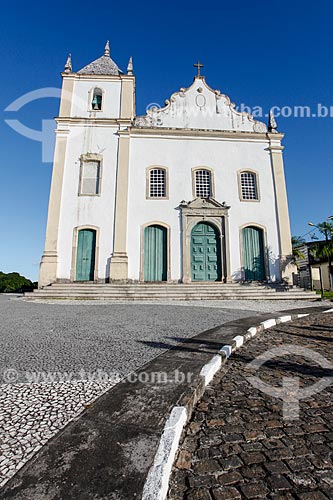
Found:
[127,134,280,282]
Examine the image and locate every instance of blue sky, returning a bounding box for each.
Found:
[1,0,332,280]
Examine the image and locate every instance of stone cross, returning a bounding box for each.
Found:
[193,60,204,77]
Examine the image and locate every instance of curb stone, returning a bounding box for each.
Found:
[144,309,330,500]
[141,407,187,500]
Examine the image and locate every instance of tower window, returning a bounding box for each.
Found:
[80,160,101,195]
[149,168,167,198]
[195,169,212,198]
[91,88,103,111]
[240,171,258,200]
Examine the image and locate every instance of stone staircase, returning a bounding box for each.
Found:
[24,283,318,301]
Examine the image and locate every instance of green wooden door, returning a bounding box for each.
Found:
[76,229,96,281]
[144,225,167,281]
[242,226,265,281]
[191,223,221,281]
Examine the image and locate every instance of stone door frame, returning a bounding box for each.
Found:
[180,199,231,283]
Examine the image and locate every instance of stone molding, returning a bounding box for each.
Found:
[180,198,231,283]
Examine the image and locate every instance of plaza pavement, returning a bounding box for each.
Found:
[169,311,333,500]
[0,294,328,496]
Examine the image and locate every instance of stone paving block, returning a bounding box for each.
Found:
[241,442,265,452]
[186,488,212,500]
[297,491,330,500]
[217,471,243,486]
[286,457,313,473]
[176,450,193,469]
[264,460,290,475]
[211,486,241,500]
[193,459,221,475]
[239,480,269,498]
[241,452,266,465]
[268,474,293,491]
[288,472,317,489]
[223,434,244,444]
[265,447,295,461]
[220,455,244,470]
[241,465,266,479]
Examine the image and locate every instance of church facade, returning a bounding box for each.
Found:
[39,43,295,288]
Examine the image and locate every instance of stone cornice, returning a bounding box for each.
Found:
[120,127,272,142]
[267,132,285,140]
[55,117,132,126]
[61,73,135,83]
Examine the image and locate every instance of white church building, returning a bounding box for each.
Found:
[39,42,295,288]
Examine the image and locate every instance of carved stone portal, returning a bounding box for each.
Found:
[180,198,231,283]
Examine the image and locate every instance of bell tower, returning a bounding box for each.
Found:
[39,42,135,287]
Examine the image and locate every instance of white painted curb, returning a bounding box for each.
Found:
[278,315,292,323]
[323,308,333,313]
[200,355,222,385]
[247,327,257,337]
[220,345,232,358]
[261,318,277,329]
[233,335,244,349]
[141,406,187,500]
[297,313,309,318]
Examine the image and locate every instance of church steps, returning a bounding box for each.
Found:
[25,284,317,301]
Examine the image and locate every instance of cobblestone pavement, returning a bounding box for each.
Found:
[169,311,333,500]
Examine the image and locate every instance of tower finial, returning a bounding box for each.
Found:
[268,108,278,133]
[104,40,110,57]
[127,56,133,75]
[64,53,72,73]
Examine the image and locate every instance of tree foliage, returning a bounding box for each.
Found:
[291,236,305,261]
[309,222,333,261]
[0,272,37,293]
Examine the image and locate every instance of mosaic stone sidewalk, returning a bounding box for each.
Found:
[168,312,333,500]
[0,380,114,488]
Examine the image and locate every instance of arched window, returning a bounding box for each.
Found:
[91,88,103,110]
[148,168,167,198]
[195,169,212,198]
[240,171,258,200]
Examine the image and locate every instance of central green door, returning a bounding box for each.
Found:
[144,225,167,281]
[191,223,221,281]
[76,229,96,281]
[242,226,265,281]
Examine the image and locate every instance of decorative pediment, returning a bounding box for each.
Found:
[182,197,229,209]
[134,77,267,133]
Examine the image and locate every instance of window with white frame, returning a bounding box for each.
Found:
[195,169,212,198]
[149,168,167,198]
[80,160,101,195]
[240,171,258,200]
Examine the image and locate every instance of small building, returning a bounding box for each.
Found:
[39,43,295,288]
[295,241,332,291]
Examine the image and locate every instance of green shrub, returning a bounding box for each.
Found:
[0,272,36,293]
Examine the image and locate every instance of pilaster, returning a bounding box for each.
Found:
[39,129,69,287]
[120,75,135,120]
[109,132,130,280]
[59,74,75,117]
[268,133,296,283]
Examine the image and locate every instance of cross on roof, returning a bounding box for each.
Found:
[193,60,204,77]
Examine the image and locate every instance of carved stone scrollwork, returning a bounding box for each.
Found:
[253,121,267,133]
